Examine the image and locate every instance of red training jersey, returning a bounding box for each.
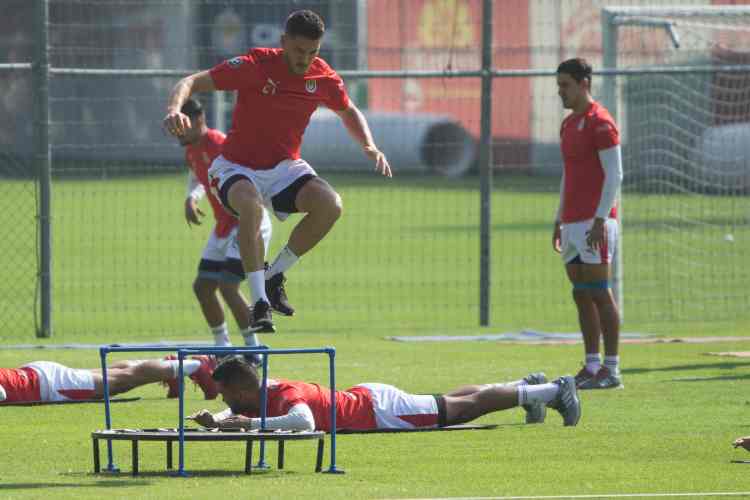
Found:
[185,128,237,238]
[209,48,350,170]
[559,101,620,223]
[0,367,41,403]
[246,379,377,432]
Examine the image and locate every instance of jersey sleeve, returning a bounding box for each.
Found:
[592,117,620,150]
[323,73,350,111]
[209,54,261,91]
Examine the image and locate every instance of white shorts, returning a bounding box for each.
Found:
[358,383,441,429]
[561,218,618,265]
[208,155,317,221]
[23,361,95,402]
[199,213,273,282]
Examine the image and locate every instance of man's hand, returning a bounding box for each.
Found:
[163,109,191,138]
[552,221,562,253]
[184,197,205,226]
[734,436,750,451]
[586,217,606,252]
[187,409,217,428]
[363,145,392,178]
[217,415,253,430]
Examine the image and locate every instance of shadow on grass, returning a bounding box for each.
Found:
[0,480,150,490]
[671,374,750,383]
[622,361,750,375]
[91,469,301,479]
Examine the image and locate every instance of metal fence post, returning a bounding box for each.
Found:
[479,0,493,326]
[33,0,52,338]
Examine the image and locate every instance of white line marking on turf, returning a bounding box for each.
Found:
[388,492,750,500]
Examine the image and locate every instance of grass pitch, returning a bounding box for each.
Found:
[0,171,748,498]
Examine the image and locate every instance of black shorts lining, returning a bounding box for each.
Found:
[271,173,316,214]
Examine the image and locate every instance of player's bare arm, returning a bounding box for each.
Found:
[552,220,562,253]
[164,71,216,137]
[333,102,393,177]
[184,197,205,226]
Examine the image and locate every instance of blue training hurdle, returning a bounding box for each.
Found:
[98,345,344,476]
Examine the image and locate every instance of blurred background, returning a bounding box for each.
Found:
[1,0,748,341]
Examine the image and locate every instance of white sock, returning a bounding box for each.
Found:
[604,355,620,374]
[211,322,232,347]
[246,270,269,304]
[585,353,601,374]
[265,246,299,279]
[164,359,201,378]
[241,326,260,347]
[517,383,559,406]
[0,384,6,402]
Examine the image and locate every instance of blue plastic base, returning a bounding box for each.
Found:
[102,466,120,474]
[253,462,272,470]
[323,467,345,474]
[169,470,190,478]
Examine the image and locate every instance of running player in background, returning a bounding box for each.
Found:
[188,356,581,432]
[164,10,392,333]
[552,58,624,390]
[177,98,283,354]
[0,356,218,403]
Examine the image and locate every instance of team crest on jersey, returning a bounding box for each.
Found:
[228,57,244,68]
[305,80,317,93]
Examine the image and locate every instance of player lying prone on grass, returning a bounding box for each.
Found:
[0,356,219,404]
[188,356,582,431]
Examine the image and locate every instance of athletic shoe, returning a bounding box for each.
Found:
[574,366,596,388]
[189,355,219,400]
[250,299,275,333]
[549,376,581,426]
[266,272,295,316]
[521,372,547,424]
[578,366,624,390]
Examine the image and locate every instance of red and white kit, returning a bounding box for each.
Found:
[0,362,95,403]
[559,101,620,264]
[256,379,441,431]
[206,48,350,219]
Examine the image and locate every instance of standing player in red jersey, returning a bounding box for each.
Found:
[188,356,582,431]
[163,10,392,334]
[552,58,624,390]
[176,98,278,355]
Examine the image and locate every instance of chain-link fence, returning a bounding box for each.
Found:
[3,0,749,341]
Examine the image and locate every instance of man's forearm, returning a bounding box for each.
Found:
[340,106,376,150]
[167,78,194,113]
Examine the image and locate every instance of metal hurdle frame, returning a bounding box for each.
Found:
[98,345,344,476]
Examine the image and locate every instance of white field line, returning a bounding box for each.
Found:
[386,492,750,500]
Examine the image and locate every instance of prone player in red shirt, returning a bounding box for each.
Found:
[176,98,279,361]
[552,58,624,390]
[0,355,219,404]
[163,10,392,333]
[188,356,581,431]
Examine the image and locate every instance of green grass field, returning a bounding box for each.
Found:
[1,171,749,499]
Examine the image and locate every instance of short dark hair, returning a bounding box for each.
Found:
[212,356,261,390]
[285,10,325,40]
[557,58,592,85]
[181,98,203,118]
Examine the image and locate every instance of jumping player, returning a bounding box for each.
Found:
[552,58,624,390]
[163,10,392,333]
[188,356,582,432]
